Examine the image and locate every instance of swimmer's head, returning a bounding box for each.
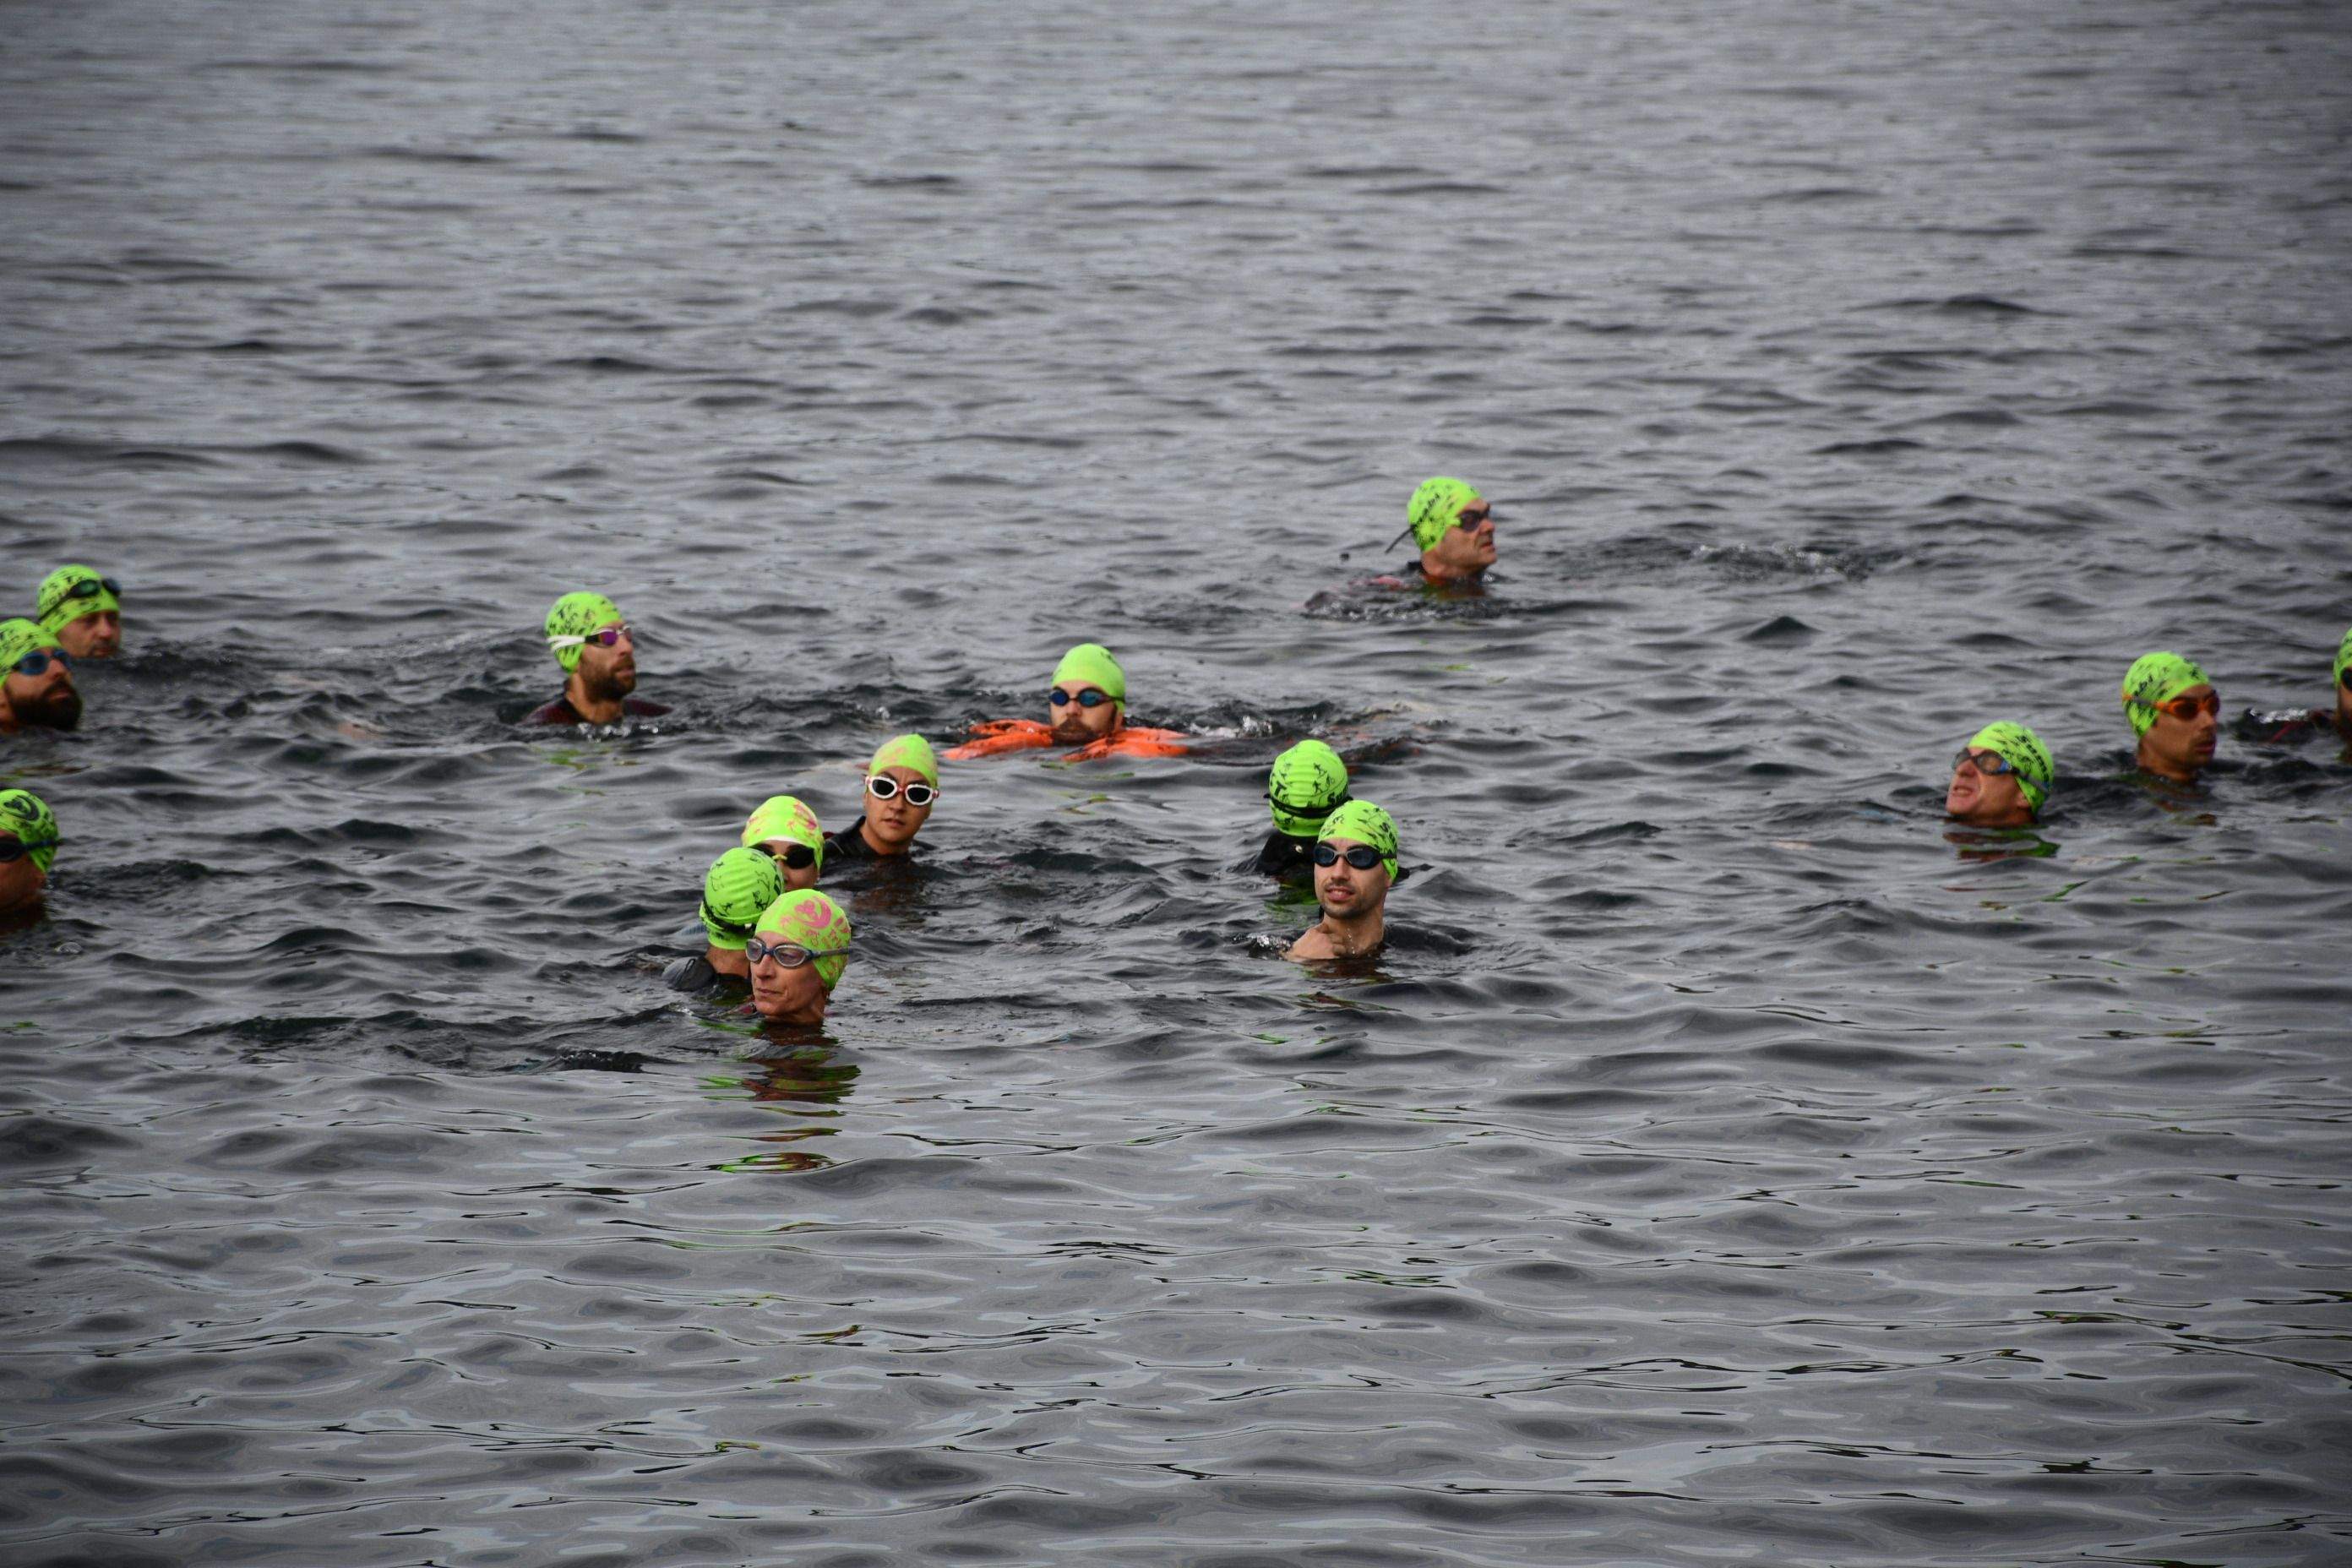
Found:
[1319,798,1399,882]
[1407,476,1497,582]
[750,889,852,1024]
[700,847,784,952]
[2120,651,2211,738]
[2333,626,2351,690]
[1266,739,1350,838]
[869,733,939,787]
[743,795,825,889]
[2335,627,2352,731]
[36,566,122,657]
[1049,643,1125,741]
[0,618,80,732]
[0,787,60,877]
[1948,721,2053,827]
[544,591,625,673]
[863,734,939,853]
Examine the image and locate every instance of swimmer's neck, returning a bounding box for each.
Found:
[563,671,626,726]
[1312,905,1386,957]
[705,945,750,979]
[857,819,911,857]
[1416,553,1488,586]
[2132,738,2204,786]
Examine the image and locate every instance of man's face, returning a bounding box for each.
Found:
[55,612,119,659]
[750,945,830,1025]
[1945,748,2033,829]
[3,651,81,732]
[0,836,44,913]
[576,623,636,700]
[1313,837,1391,923]
[1049,682,1120,743]
[2140,683,2219,776]
[1425,499,1497,577]
[759,840,822,892]
[863,767,934,852]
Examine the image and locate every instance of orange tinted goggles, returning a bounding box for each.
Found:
[2131,690,2219,722]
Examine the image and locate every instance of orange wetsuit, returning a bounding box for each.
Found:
[944,718,1191,762]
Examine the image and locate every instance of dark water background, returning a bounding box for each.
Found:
[5,3,2350,1563]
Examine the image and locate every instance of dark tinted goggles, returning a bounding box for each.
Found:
[1313,843,1385,871]
[1048,688,1113,709]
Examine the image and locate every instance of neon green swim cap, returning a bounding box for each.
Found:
[1319,798,1399,881]
[1052,643,1125,702]
[0,618,62,672]
[1965,721,2055,814]
[1407,476,1484,552]
[754,888,852,991]
[0,788,59,875]
[1267,739,1350,837]
[2121,651,2211,737]
[2333,626,2350,687]
[545,591,623,672]
[869,732,939,787]
[36,566,120,635]
[701,847,783,951]
[742,795,825,870]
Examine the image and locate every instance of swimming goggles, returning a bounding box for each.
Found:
[699,900,758,939]
[59,577,122,602]
[1267,789,1348,817]
[1951,748,2019,777]
[866,776,937,807]
[547,624,629,651]
[0,837,56,864]
[2129,690,2219,722]
[1312,843,1386,871]
[1048,688,1113,709]
[12,649,68,678]
[746,936,850,969]
[1455,504,1493,530]
[760,841,818,869]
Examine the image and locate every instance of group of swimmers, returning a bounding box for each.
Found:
[7,483,2350,1008]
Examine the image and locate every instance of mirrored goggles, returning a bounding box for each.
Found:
[547,623,629,651]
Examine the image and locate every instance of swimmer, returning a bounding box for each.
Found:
[0,789,59,916]
[749,889,853,1026]
[743,795,824,889]
[35,566,122,659]
[1255,738,1351,881]
[1287,799,1400,961]
[1945,721,2054,830]
[827,734,939,863]
[2122,651,2219,785]
[944,644,1190,761]
[667,847,783,994]
[1389,477,1497,586]
[0,619,82,733]
[528,591,671,727]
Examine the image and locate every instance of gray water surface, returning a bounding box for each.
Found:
[3,3,2349,1564]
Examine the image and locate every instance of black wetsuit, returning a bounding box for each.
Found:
[662,955,744,996]
[1253,829,1319,882]
[824,817,881,864]
[527,694,670,726]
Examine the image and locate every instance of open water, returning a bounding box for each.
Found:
[3,3,2350,1564]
